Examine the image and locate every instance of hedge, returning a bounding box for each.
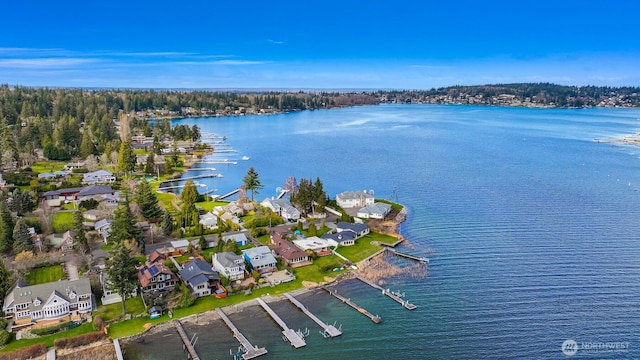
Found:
[0,343,47,360]
[54,332,106,349]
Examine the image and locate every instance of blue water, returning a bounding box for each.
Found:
[127,105,640,359]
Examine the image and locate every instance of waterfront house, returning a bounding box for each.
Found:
[336,222,370,238]
[242,246,277,274]
[293,237,333,256]
[261,198,301,221]
[270,233,311,268]
[356,202,392,219]
[2,279,92,332]
[101,271,138,305]
[212,252,246,281]
[82,170,116,185]
[322,231,357,247]
[178,259,222,298]
[137,262,179,293]
[336,190,375,209]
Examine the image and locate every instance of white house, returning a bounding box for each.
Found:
[336,190,375,209]
[261,198,301,221]
[293,237,333,256]
[213,252,246,281]
[356,202,392,219]
[2,279,93,331]
[336,222,370,238]
[322,231,357,247]
[82,170,116,184]
[199,212,218,230]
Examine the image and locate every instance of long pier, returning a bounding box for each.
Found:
[218,188,240,200]
[321,286,382,323]
[284,293,342,337]
[354,274,417,310]
[173,320,200,360]
[216,308,268,360]
[256,298,306,348]
[384,247,429,264]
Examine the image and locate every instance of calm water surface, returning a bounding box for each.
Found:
[126,105,640,359]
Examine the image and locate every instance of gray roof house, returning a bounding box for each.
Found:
[242,246,277,273]
[222,232,249,246]
[2,279,92,331]
[213,252,246,281]
[336,222,370,238]
[356,202,392,219]
[261,198,301,221]
[82,170,116,185]
[76,185,115,200]
[178,259,221,298]
[321,231,357,247]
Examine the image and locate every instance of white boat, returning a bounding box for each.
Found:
[242,155,250,161]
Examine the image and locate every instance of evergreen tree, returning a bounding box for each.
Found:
[242,167,263,201]
[12,218,34,254]
[144,152,155,175]
[105,243,138,315]
[312,177,327,213]
[0,203,14,253]
[72,209,89,254]
[180,179,199,228]
[292,178,313,214]
[79,130,96,159]
[152,135,162,155]
[198,234,207,250]
[108,198,144,251]
[162,211,174,236]
[136,179,163,220]
[116,138,136,174]
[0,258,11,307]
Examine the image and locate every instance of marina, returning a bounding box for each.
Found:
[216,308,268,360]
[256,298,306,348]
[354,274,417,310]
[322,286,382,323]
[283,293,342,337]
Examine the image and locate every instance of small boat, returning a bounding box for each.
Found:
[242,155,250,161]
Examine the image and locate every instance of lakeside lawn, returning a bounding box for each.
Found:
[95,297,146,322]
[194,200,229,212]
[24,265,64,285]
[52,211,74,232]
[0,323,94,353]
[336,233,397,263]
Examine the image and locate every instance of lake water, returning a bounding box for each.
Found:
[126,105,640,359]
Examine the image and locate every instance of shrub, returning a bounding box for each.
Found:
[54,332,105,349]
[0,343,47,360]
[31,321,70,335]
[0,317,7,329]
[0,330,12,346]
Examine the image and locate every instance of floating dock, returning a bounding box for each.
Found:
[384,247,429,264]
[216,308,268,360]
[284,293,342,337]
[256,298,306,348]
[354,274,417,310]
[173,320,200,360]
[322,286,382,323]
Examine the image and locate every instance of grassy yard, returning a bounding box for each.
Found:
[195,200,229,212]
[292,255,344,283]
[52,211,74,232]
[335,233,396,263]
[156,192,179,213]
[0,323,95,352]
[24,265,64,285]
[95,296,146,322]
[31,161,66,173]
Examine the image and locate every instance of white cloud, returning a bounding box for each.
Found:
[0,58,97,69]
[267,39,285,45]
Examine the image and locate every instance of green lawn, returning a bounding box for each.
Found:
[195,200,229,212]
[334,233,396,262]
[156,192,178,213]
[95,296,146,322]
[31,161,66,173]
[292,255,344,283]
[52,212,74,232]
[24,265,64,285]
[0,323,94,353]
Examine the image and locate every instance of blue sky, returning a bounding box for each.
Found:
[2,1,639,89]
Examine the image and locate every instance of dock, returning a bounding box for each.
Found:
[218,188,240,200]
[284,293,342,337]
[256,298,306,348]
[354,274,417,310]
[173,320,200,360]
[216,308,268,360]
[384,247,429,264]
[322,286,382,323]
